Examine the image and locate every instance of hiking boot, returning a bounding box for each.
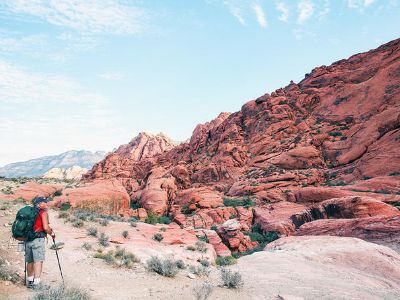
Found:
[27,281,34,289]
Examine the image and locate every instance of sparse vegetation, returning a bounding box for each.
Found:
[210,225,217,231]
[389,201,400,210]
[60,202,71,211]
[199,259,210,267]
[82,242,92,251]
[99,219,109,226]
[130,221,137,227]
[220,268,243,289]
[31,284,91,300]
[146,256,179,277]
[215,256,237,266]
[175,259,186,269]
[153,233,164,242]
[223,196,255,208]
[98,233,110,247]
[0,258,20,283]
[72,219,84,228]
[189,265,210,277]
[159,227,166,232]
[247,224,280,248]
[389,171,400,176]
[186,245,196,251]
[94,247,139,269]
[329,131,343,137]
[195,241,207,253]
[192,282,214,300]
[145,210,172,225]
[87,227,98,237]
[58,211,69,218]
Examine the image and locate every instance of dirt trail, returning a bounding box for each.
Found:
[1,204,400,300]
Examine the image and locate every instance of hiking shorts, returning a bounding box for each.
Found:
[25,238,45,263]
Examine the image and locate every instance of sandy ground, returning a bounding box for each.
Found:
[1,201,400,300]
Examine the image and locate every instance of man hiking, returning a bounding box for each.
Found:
[25,196,55,288]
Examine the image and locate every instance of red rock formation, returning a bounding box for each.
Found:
[217,219,258,253]
[81,39,400,249]
[50,179,130,216]
[5,181,63,202]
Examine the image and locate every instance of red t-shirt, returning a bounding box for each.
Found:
[33,209,45,233]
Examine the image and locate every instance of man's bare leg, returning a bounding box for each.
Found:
[33,261,43,284]
[27,262,34,277]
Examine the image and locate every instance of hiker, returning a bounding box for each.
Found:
[25,196,56,288]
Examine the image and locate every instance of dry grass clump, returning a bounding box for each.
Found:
[220,268,243,289]
[0,257,20,283]
[97,233,110,247]
[94,247,139,269]
[146,256,179,277]
[87,227,98,237]
[31,284,91,300]
[192,282,214,300]
[189,265,210,277]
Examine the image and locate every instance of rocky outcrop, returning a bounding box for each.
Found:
[4,181,63,202]
[50,180,130,216]
[81,39,400,250]
[42,165,88,180]
[217,219,258,253]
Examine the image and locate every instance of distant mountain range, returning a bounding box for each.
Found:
[0,150,106,178]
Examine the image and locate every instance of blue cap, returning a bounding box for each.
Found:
[33,196,49,206]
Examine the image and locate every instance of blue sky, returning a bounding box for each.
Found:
[0,0,399,166]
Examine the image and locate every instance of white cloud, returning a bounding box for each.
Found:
[0,60,105,104]
[347,0,376,8]
[1,0,146,35]
[276,2,289,22]
[252,3,267,28]
[298,0,314,23]
[222,0,246,25]
[318,0,330,19]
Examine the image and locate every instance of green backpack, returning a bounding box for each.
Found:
[12,206,40,241]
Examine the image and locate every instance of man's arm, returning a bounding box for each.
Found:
[41,211,55,238]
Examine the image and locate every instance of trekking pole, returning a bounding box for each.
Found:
[24,242,27,287]
[52,237,65,285]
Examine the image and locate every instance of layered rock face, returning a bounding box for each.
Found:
[81,39,400,254]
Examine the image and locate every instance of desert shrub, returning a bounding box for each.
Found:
[216,256,237,266]
[248,224,279,245]
[189,265,210,277]
[0,203,11,210]
[210,225,217,231]
[229,214,237,219]
[159,216,171,224]
[53,190,63,197]
[329,131,342,137]
[175,259,186,269]
[58,211,69,219]
[122,230,129,238]
[32,284,91,300]
[198,235,208,243]
[159,227,166,232]
[60,202,71,211]
[72,219,84,228]
[199,259,210,267]
[130,222,137,227]
[223,196,255,208]
[82,242,92,251]
[96,247,140,268]
[87,227,98,237]
[153,233,163,242]
[144,210,159,225]
[180,204,192,215]
[0,258,20,283]
[192,282,214,300]
[130,201,142,209]
[146,256,179,277]
[220,268,243,289]
[195,241,207,253]
[389,171,400,176]
[99,219,109,226]
[98,233,110,247]
[186,245,196,251]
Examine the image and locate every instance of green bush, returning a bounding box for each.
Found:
[58,211,69,219]
[94,247,139,269]
[215,256,236,266]
[389,171,400,176]
[145,210,159,225]
[329,131,342,137]
[199,259,210,267]
[72,219,84,228]
[60,202,71,211]
[175,259,186,269]
[210,225,217,231]
[99,219,109,226]
[223,196,255,208]
[146,256,179,277]
[158,216,171,224]
[153,233,163,242]
[0,258,20,283]
[122,230,129,238]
